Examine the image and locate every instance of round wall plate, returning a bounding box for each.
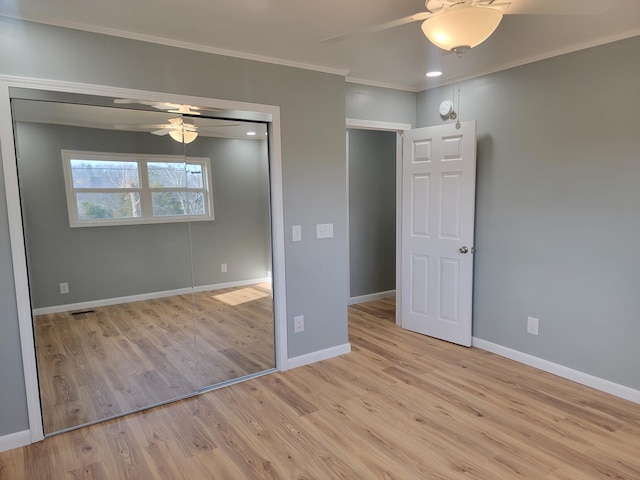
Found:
[439,100,454,116]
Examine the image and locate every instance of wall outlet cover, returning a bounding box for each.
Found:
[527,316,539,336]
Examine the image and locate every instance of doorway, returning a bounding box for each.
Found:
[346,119,410,309]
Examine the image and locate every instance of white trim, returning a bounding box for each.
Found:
[345,77,417,93]
[0,81,44,443]
[346,118,411,132]
[0,13,349,78]
[0,75,287,445]
[268,114,289,373]
[349,290,396,305]
[32,278,271,316]
[472,337,640,405]
[0,75,280,115]
[395,131,404,327]
[286,343,352,370]
[345,130,351,300]
[0,430,31,453]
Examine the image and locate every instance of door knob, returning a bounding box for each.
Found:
[459,246,469,254]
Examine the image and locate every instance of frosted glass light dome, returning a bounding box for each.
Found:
[421,4,503,53]
[169,129,198,144]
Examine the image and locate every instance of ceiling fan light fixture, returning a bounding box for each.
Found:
[421,4,503,52]
[169,129,198,144]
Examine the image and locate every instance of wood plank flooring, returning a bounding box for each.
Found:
[34,284,275,434]
[3,297,639,479]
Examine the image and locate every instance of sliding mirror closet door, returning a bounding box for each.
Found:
[11,95,198,434]
[183,116,275,390]
[10,89,277,436]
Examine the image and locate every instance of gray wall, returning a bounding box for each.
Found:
[346,83,417,127]
[348,129,396,298]
[417,37,640,390]
[16,122,271,308]
[0,18,348,437]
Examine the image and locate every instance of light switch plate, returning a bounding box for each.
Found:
[292,225,302,242]
[316,223,333,239]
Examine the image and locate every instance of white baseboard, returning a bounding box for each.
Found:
[349,290,396,305]
[472,337,640,404]
[0,429,31,453]
[285,343,352,370]
[33,277,272,315]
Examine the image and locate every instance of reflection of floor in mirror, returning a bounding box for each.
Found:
[34,282,275,434]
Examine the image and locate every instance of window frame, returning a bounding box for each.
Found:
[61,150,214,228]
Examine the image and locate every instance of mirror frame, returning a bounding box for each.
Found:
[0,75,288,444]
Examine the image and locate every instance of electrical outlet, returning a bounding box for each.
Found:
[294,315,304,333]
[527,316,539,336]
[59,282,69,294]
[221,263,228,273]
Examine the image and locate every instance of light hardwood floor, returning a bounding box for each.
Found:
[35,284,275,434]
[2,297,639,479]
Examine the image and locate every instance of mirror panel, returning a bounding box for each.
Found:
[185,117,275,389]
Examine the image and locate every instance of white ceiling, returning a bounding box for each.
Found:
[1,0,639,91]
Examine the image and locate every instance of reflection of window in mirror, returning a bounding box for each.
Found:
[61,150,214,228]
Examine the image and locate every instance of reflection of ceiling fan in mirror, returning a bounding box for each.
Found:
[115,117,242,144]
[114,98,203,115]
[325,0,617,53]
[152,117,198,144]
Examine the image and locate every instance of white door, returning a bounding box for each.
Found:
[400,121,477,346]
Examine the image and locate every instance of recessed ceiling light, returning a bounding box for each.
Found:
[247,131,257,136]
[426,71,443,78]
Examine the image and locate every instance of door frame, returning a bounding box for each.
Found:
[345,118,410,324]
[0,75,288,444]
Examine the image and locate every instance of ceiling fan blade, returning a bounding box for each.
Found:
[167,106,202,115]
[151,128,172,136]
[505,0,616,15]
[321,12,430,42]
[113,98,171,107]
[114,99,202,115]
[113,98,142,105]
[114,123,173,130]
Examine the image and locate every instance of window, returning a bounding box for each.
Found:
[62,150,214,227]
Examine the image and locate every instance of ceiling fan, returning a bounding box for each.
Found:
[324,0,617,52]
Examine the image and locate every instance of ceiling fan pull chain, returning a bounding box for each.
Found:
[455,52,462,129]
